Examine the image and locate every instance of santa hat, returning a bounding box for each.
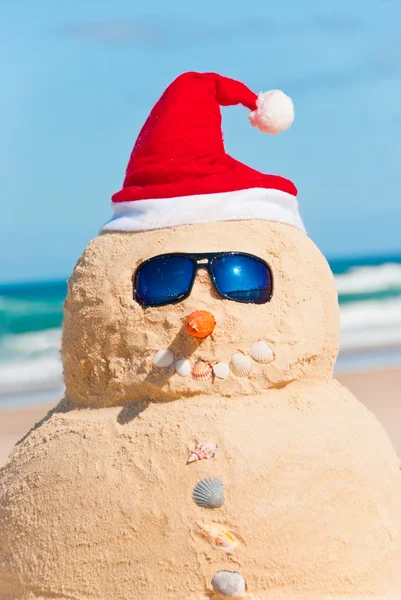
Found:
[102,71,305,233]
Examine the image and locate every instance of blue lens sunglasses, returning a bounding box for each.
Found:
[133,252,273,308]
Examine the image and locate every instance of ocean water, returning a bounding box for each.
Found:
[1,253,401,406]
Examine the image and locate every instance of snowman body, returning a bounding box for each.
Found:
[1,221,401,599]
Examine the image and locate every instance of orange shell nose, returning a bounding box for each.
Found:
[185,310,216,339]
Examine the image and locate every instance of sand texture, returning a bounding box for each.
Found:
[0,404,54,465]
[2,220,401,599]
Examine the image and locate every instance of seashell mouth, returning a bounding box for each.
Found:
[191,360,213,381]
[211,571,246,598]
[230,352,253,377]
[157,345,274,381]
[250,339,274,363]
[213,362,230,380]
[193,477,225,508]
[153,349,174,368]
[174,358,191,377]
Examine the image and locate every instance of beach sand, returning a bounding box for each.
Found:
[0,403,55,465]
[1,366,401,465]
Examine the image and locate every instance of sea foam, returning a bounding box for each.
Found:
[335,263,401,296]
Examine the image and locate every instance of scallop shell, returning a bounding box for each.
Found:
[250,340,274,363]
[153,349,174,368]
[230,352,252,377]
[191,361,213,381]
[193,477,224,508]
[197,522,239,553]
[174,359,191,377]
[211,571,246,598]
[213,362,230,380]
[187,442,217,464]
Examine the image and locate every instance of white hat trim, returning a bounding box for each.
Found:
[101,187,305,233]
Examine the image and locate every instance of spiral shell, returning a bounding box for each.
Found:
[153,349,174,368]
[213,362,230,380]
[211,571,246,598]
[187,442,217,464]
[250,340,274,363]
[230,353,252,377]
[193,477,224,508]
[191,361,213,381]
[174,359,191,377]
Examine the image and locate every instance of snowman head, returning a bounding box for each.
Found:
[62,72,339,406]
[62,219,339,407]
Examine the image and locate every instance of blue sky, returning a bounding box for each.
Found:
[1,0,401,283]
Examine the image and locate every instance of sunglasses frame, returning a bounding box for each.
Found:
[133,251,273,308]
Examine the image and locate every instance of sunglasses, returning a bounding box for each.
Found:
[133,252,273,307]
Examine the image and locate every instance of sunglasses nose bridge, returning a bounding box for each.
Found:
[194,257,210,270]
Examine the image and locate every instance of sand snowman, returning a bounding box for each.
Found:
[1,72,401,600]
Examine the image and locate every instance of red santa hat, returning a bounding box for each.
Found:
[102,71,305,233]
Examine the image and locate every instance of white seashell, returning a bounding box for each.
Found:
[197,523,239,553]
[211,571,246,597]
[230,353,252,377]
[174,359,191,377]
[153,349,174,368]
[250,340,274,363]
[193,477,224,508]
[191,361,213,381]
[213,362,230,380]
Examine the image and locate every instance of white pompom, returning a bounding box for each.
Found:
[249,90,294,135]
